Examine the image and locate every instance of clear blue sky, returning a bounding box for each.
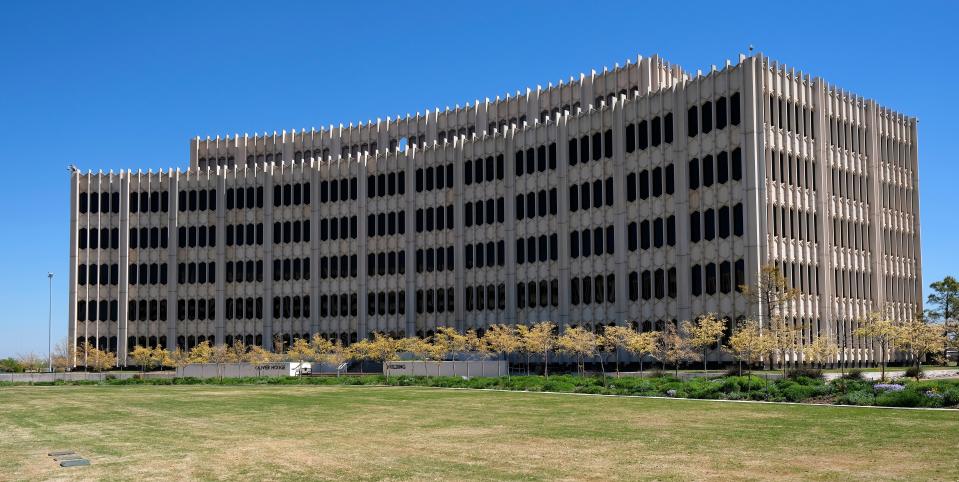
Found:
[1,1,956,358]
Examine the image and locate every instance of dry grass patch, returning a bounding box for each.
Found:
[0,385,956,481]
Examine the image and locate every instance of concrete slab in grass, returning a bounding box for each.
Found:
[48,451,75,456]
[60,459,90,467]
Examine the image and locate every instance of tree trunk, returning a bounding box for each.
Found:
[544,350,549,379]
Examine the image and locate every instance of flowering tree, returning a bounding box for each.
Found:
[683,314,727,376]
[853,311,900,380]
[725,318,770,376]
[623,330,658,373]
[526,321,557,378]
[896,316,946,379]
[483,324,520,380]
[556,326,597,376]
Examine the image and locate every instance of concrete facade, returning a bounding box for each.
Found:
[68,53,921,366]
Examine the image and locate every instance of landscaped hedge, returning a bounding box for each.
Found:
[3,373,957,408]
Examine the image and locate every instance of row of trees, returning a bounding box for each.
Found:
[114,310,942,381]
[42,268,957,377]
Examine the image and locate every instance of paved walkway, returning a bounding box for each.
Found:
[822,369,959,381]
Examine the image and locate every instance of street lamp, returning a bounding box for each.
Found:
[48,272,54,372]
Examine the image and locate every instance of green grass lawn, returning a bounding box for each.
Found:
[1,385,956,481]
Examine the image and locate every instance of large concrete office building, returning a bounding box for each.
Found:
[69,53,921,366]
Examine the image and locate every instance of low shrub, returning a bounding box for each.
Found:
[875,389,934,408]
[786,368,824,381]
[842,368,864,380]
[904,366,925,379]
[837,389,875,406]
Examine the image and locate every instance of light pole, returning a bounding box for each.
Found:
[48,272,54,372]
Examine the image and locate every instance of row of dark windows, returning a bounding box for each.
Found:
[272,295,311,319]
[369,251,406,276]
[320,216,357,241]
[570,226,614,259]
[516,234,559,264]
[771,206,819,244]
[320,178,358,203]
[488,116,527,134]
[419,246,454,272]
[293,149,331,162]
[881,182,913,213]
[883,228,916,259]
[177,225,215,248]
[76,300,118,322]
[437,126,475,143]
[274,258,310,281]
[177,298,216,321]
[516,279,559,309]
[464,155,505,185]
[226,186,264,210]
[879,136,911,172]
[832,217,869,251]
[691,260,745,296]
[79,191,172,215]
[627,165,675,202]
[78,192,119,214]
[770,150,816,191]
[226,260,262,283]
[368,211,405,237]
[628,216,676,251]
[571,274,616,305]
[132,227,170,249]
[568,129,613,165]
[884,275,916,305]
[516,189,558,220]
[226,223,264,246]
[465,198,505,227]
[625,113,674,152]
[77,263,119,286]
[538,102,581,123]
[415,206,454,233]
[178,189,217,212]
[368,291,406,316]
[689,148,743,190]
[569,178,614,212]
[829,117,867,154]
[778,260,820,296]
[131,191,169,214]
[628,268,678,301]
[466,241,505,269]
[128,299,167,322]
[688,93,741,138]
[831,168,869,203]
[129,263,168,285]
[416,163,453,192]
[835,268,869,300]
[691,204,745,243]
[367,172,406,199]
[272,220,311,245]
[342,142,378,158]
[78,228,119,250]
[225,297,263,320]
[273,183,311,207]
[515,143,557,176]
[419,287,457,313]
[769,96,815,139]
[320,293,358,317]
[465,284,505,312]
[320,255,357,279]
[179,262,216,285]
